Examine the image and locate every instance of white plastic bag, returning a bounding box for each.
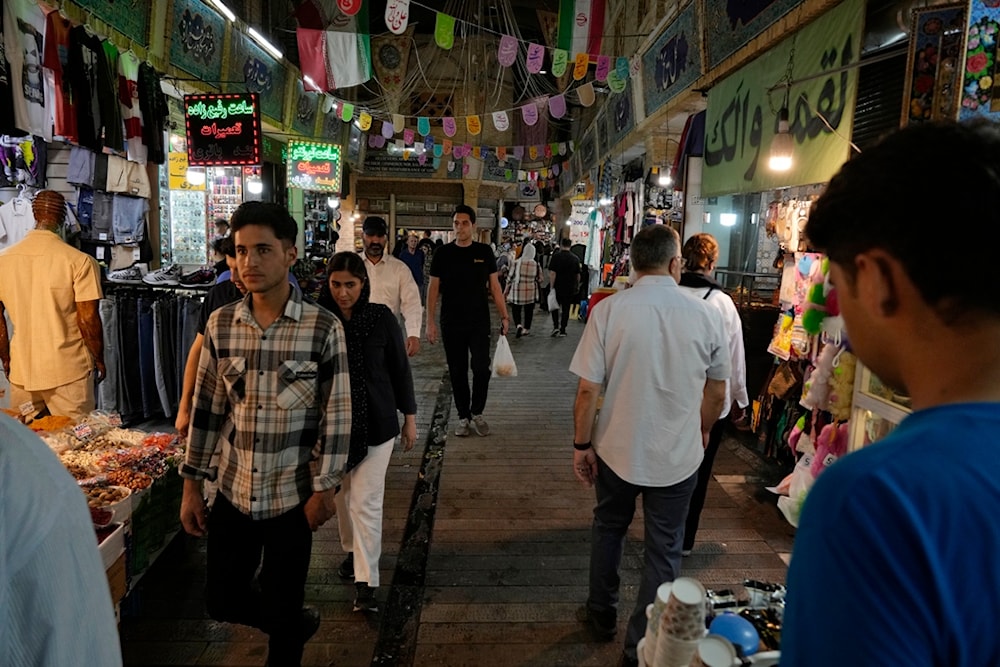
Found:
[491,336,517,377]
[547,289,559,312]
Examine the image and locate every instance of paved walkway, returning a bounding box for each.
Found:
[120,308,794,666]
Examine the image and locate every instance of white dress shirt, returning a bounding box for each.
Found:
[569,275,730,487]
[363,253,423,339]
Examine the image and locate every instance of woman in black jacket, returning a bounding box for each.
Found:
[318,252,417,614]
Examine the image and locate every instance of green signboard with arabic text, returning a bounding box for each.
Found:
[288,141,342,192]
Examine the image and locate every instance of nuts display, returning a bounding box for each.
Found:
[106,469,153,490]
[82,484,130,508]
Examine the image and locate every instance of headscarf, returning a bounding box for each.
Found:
[510,243,536,287]
[317,277,390,471]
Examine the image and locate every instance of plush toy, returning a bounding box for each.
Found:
[800,343,837,411]
[810,422,850,478]
[827,350,857,421]
[802,256,830,335]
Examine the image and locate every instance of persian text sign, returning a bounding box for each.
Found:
[288,141,342,192]
[702,0,863,196]
[185,94,262,166]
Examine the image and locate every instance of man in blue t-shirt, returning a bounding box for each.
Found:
[781,121,1000,666]
[426,205,509,438]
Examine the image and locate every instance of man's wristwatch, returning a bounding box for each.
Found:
[573,441,592,451]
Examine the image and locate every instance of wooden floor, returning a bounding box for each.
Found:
[120,309,795,667]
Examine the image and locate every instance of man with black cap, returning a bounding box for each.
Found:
[359,216,422,356]
[0,190,105,419]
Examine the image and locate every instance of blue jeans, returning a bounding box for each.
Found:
[588,457,697,659]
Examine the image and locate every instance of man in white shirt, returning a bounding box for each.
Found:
[569,224,729,667]
[360,216,422,356]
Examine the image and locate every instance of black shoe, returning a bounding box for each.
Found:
[551,329,560,337]
[575,604,616,640]
[300,606,320,643]
[337,553,354,580]
[557,330,567,337]
[515,325,523,339]
[353,582,378,613]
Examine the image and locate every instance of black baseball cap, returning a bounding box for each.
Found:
[362,216,388,236]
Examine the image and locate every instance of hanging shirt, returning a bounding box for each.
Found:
[137,62,167,164]
[0,10,20,136]
[98,39,123,152]
[0,196,35,250]
[117,50,145,163]
[42,9,75,142]
[3,0,50,140]
[67,25,101,151]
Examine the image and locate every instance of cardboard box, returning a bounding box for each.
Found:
[106,552,127,603]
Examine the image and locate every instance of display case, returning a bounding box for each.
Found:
[848,363,912,452]
[207,167,243,225]
[168,190,208,266]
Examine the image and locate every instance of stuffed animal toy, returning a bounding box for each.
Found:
[800,343,837,411]
[810,422,850,478]
[827,350,857,421]
[802,256,830,335]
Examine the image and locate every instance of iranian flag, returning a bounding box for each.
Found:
[557,0,605,58]
[296,1,373,90]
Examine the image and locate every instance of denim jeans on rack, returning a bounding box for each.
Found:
[97,298,118,412]
[117,295,142,423]
[137,297,159,419]
[151,300,172,418]
[161,297,178,413]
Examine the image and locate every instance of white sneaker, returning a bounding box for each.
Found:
[471,414,490,436]
[107,266,143,283]
[455,418,471,437]
[142,264,181,285]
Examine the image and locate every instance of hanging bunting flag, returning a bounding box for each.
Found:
[513,145,525,160]
[323,95,337,113]
[518,170,526,180]
[424,135,435,151]
[433,143,444,157]
[443,116,457,137]
[340,103,355,121]
[549,94,567,119]
[453,144,463,158]
[607,69,627,93]
[393,114,405,132]
[368,133,378,147]
[466,115,482,135]
[403,149,411,160]
[492,110,510,132]
[544,144,553,158]
[526,43,545,73]
[435,12,456,49]
[529,145,539,160]
[382,120,394,139]
[577,81,596,106]
[497,146,507,161]
[447,160,456,172]
[595,55,611,82]
[339,0,362,16]
[498,35,518,67]
[521,103,539,126]
[463,162,470,175]
[505,169,513,179]
[358,111,372,131]
[385,0,410,35]
[414,143,425,155]
[552,49,569,77]
[553,162,561,175]
[395,138,405,150]
[418,117,431,136]
[374,135,386,148]
[403,128,415,144]
[559,142,567,155]
[432,157,441,168]
[573,52,589,80]
[557,0,606,58]
[442,138,453,155]
[462,143,472,158]
[481,146,490,160]
[630,54,641,77]
[563,160,570,169]
[616,56,630,80]
[418,153,427,165]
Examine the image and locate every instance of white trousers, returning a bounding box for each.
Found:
[335,437,394,587]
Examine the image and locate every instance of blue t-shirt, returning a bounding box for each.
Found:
[782,403,1000,666]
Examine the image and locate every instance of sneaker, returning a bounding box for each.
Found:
[515,325,524,339]
[107,266,143,283]
[455,418,471,437]
[179,268,216,287]
[142,264,181,286]
[471,414,490,436]
[557,330,568,337]
[337,552,354,580]
[521,329,530,336]
[576,604,616,640]
[551,329,560,337]
[353,583,378,613]
[300,606,321,642]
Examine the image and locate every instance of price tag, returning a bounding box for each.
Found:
[98,233,108,241]
[96,246,106,259]
[108,413,123,426]
[19,400,35,416]
[132,248,141,262]
[73,424,94,440]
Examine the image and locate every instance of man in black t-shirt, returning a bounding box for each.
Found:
[548,237,581,337]
[427,205,510,438]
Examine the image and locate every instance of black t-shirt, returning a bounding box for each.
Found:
[549,249,581,297]
[430,241,497,328]
[197,280,244,335]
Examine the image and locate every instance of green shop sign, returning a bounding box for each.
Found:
[288,141,342,192]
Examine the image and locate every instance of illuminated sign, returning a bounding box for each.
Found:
[184,93,262,166]
[287,140,342,192]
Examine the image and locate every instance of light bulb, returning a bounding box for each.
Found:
[658,170,673,187]
[769,108,794,172]
[246,179,263,194]
[327,196,340,209]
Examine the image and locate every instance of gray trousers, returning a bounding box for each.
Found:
[97,298,118,412]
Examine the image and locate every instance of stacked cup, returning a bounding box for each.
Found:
[643,583,673,665]
[689,634,738,667]
[652,577,707,667]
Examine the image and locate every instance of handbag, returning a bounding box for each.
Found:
[767,361,801,400]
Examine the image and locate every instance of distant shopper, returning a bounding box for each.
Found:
[398,233,425,303]
[782,121,1000,666]
[678,233,749,556]
[426,205,510,437]
[318,252,417,614]
[548,236,581,337]
[0,190,104,419]
[505,242,540,337]
[180,202,352,667]
[360,216,423,357]
[212,217,229,242]
[570,224,728,667]
[0,415,124,667]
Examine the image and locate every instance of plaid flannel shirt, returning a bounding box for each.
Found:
[180,287,351,520]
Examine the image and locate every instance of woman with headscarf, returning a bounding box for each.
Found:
[317,252,418,613]
[504,241,540,338]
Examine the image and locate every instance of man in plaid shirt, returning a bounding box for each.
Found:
[179,202,351,667]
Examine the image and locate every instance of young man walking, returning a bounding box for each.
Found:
[549,236,581,337]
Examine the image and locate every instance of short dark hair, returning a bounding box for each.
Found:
[213,236,236,258]
[560,237,572,248]
[327,250,367,282]
[454,204,476,223]
[631,225,679,272]
[806,120,1000,322]
[214,217,229,229]
[230,202,298,246]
